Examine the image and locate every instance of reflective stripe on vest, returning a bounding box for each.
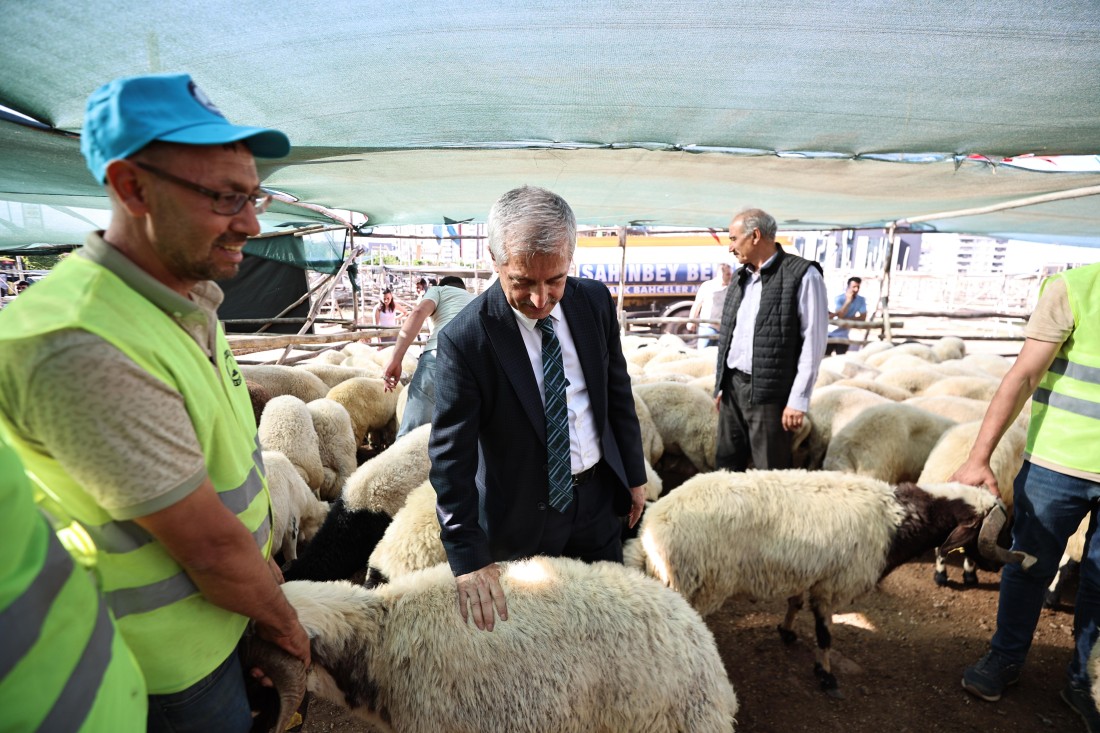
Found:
[36,591,114,732]
[0,534,70,678]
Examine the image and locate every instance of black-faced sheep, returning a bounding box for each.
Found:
[626,469,1033,693]
[246,557,739,733]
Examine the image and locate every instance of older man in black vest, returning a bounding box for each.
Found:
[713,208,828,470]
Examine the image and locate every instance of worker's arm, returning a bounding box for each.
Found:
[134,479,310,667]
[383,297,438,389]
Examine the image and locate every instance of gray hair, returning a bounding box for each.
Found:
[735,208,777,241]
[487,186,576,265]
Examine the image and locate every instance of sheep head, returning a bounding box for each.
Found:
[241,634,307,733]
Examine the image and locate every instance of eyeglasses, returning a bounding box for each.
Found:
[133,161,272,215]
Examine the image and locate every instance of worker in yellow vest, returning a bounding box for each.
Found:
[0,431,146,731]
[953,262,1100,731]
[0,74,309,733]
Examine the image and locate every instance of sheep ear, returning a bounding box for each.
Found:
[938,517,981,556]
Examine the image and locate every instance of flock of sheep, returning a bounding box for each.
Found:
[239,333,1087,732]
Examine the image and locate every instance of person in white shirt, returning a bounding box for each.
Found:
[686,262,732,349]
[712,208,828,470]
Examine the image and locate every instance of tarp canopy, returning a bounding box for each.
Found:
[2,1,1099,244]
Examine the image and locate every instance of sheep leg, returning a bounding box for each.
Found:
[810,603,840,696]
[961,557,978,586]
[776,595,802,645]
[1045,555,1078,608]
[932,547,948,586]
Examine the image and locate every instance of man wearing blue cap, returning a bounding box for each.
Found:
[0,73,308,733]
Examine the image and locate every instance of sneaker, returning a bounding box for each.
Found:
[961,651,1022,702]
[1061,683,1100,733]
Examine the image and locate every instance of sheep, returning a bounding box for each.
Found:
[920,375,1001,402]
[823,403,957,483]
[918,422,1027,585]
[813,369,844,389]
[931,336,966,362]
[960,352,1014,380]
[793,385,890,470]
[247,382,271,427]
[258,395,325,493]
[877,353,940,373]
[830,377,911,401]
[1045,514,1092,608]
[298,363,384,389]
[241,364,329,403]
[645,355,716,379]
[633,381,717,473]
[866,341,939,367]
[366,462,666,588]
[873,366,944,396]
[245,557,740,733]
[820,355,880,380]
[281,425,432,583]
[904,395,990,424]
[306,398,358,501]
[326,377,402,447]
[263,450,330,562]
[633,389,665,465]
[849,339,895,362]
[626,468,1033,693]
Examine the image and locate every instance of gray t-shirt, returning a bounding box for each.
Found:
[423,284,474,352]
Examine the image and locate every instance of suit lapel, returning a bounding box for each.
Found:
[560,279,606,430]
[481,282,546,440]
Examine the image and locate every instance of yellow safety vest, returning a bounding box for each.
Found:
[0,255,272,694]
[0,431,146,731]
[1028,262,1100,474]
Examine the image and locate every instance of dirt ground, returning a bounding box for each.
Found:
[296,553,1084,733]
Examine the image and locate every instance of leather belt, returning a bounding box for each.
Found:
[572,464,598,487]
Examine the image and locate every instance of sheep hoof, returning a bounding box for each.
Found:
[813,663,839,694]
[776,625,798,645]
[933,570,948,586]
[1043,590,1060,608]
[962,570,979,586]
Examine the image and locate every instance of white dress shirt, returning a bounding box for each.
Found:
[512,303,602,474]
[725,252,828,413]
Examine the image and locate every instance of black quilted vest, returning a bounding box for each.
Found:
[715,248,821,404]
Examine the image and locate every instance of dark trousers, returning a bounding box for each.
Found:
[536,461,624,564]
[716,369,792,471]
[825,342,849,355]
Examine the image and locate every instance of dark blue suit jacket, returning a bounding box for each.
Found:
[429,276,647,576]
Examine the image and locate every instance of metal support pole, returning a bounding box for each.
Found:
[880,224,897,342]
[616,226,628,332]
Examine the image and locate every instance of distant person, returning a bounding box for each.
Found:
[373,287,408,344]
[686,262,732,349]
[955,262,1100,731]
[383,275,474,438]
[826,276,868,355]
[428,185,647,632]
[415,278,429,300]
[713,207,828,471]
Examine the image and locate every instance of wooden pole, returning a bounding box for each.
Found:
[616,226,628,332]
[880,224,897,342]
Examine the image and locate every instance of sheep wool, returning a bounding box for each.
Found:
[632,389,665,465]
[258,395,325,493]
[343,423,431,516]
[794,385,890,470]
[271,558,739,733]
[823,403,957,483]
[306,398,358,501]
[241,364,329,403]
[326,377,402,446]
[634,380,717,472]
[918,422,1026,509]
[298,363,384,390]
[830,377,910,402]
[263,450,330,562]
[920,375,1001,402]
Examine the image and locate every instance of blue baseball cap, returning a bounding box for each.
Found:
[81,73,290,183]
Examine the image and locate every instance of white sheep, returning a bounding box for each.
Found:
[866,341,939,367]
[326,377,402,447]
[247,557,740,733]
[343,423,431,518]
[298,363,384,390]
[830,377,911,401]
[873,366,944,396]
[849,339,895,362]
[367,461,666,587]
[633,389,665,465]
[960,352,1014,380]
[258,395,325,493]
[920,375,1001,401]
[241,364,329,403]
[626,468,1032,693]
[930,336,966,362]
[306,398,358,501]
[918,422,1027,585]
[633,381,717,473]
[263,450,330,562]
[903,395,990,424]
[813,369,844,389]
[793,385,890,470]
[823,403,957,483]
[1045,514,1092,608]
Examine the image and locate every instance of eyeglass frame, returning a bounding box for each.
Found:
[132,161,272,216]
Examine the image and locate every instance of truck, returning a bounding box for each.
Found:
[572,233,728,332]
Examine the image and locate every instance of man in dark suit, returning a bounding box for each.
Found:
[429,185,648,632]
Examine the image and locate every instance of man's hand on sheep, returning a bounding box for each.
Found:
[456,563,509,631]
[950,459,1002,500]
[781,407,805,432]
[628,485,646,528]
[382,359,401,392]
